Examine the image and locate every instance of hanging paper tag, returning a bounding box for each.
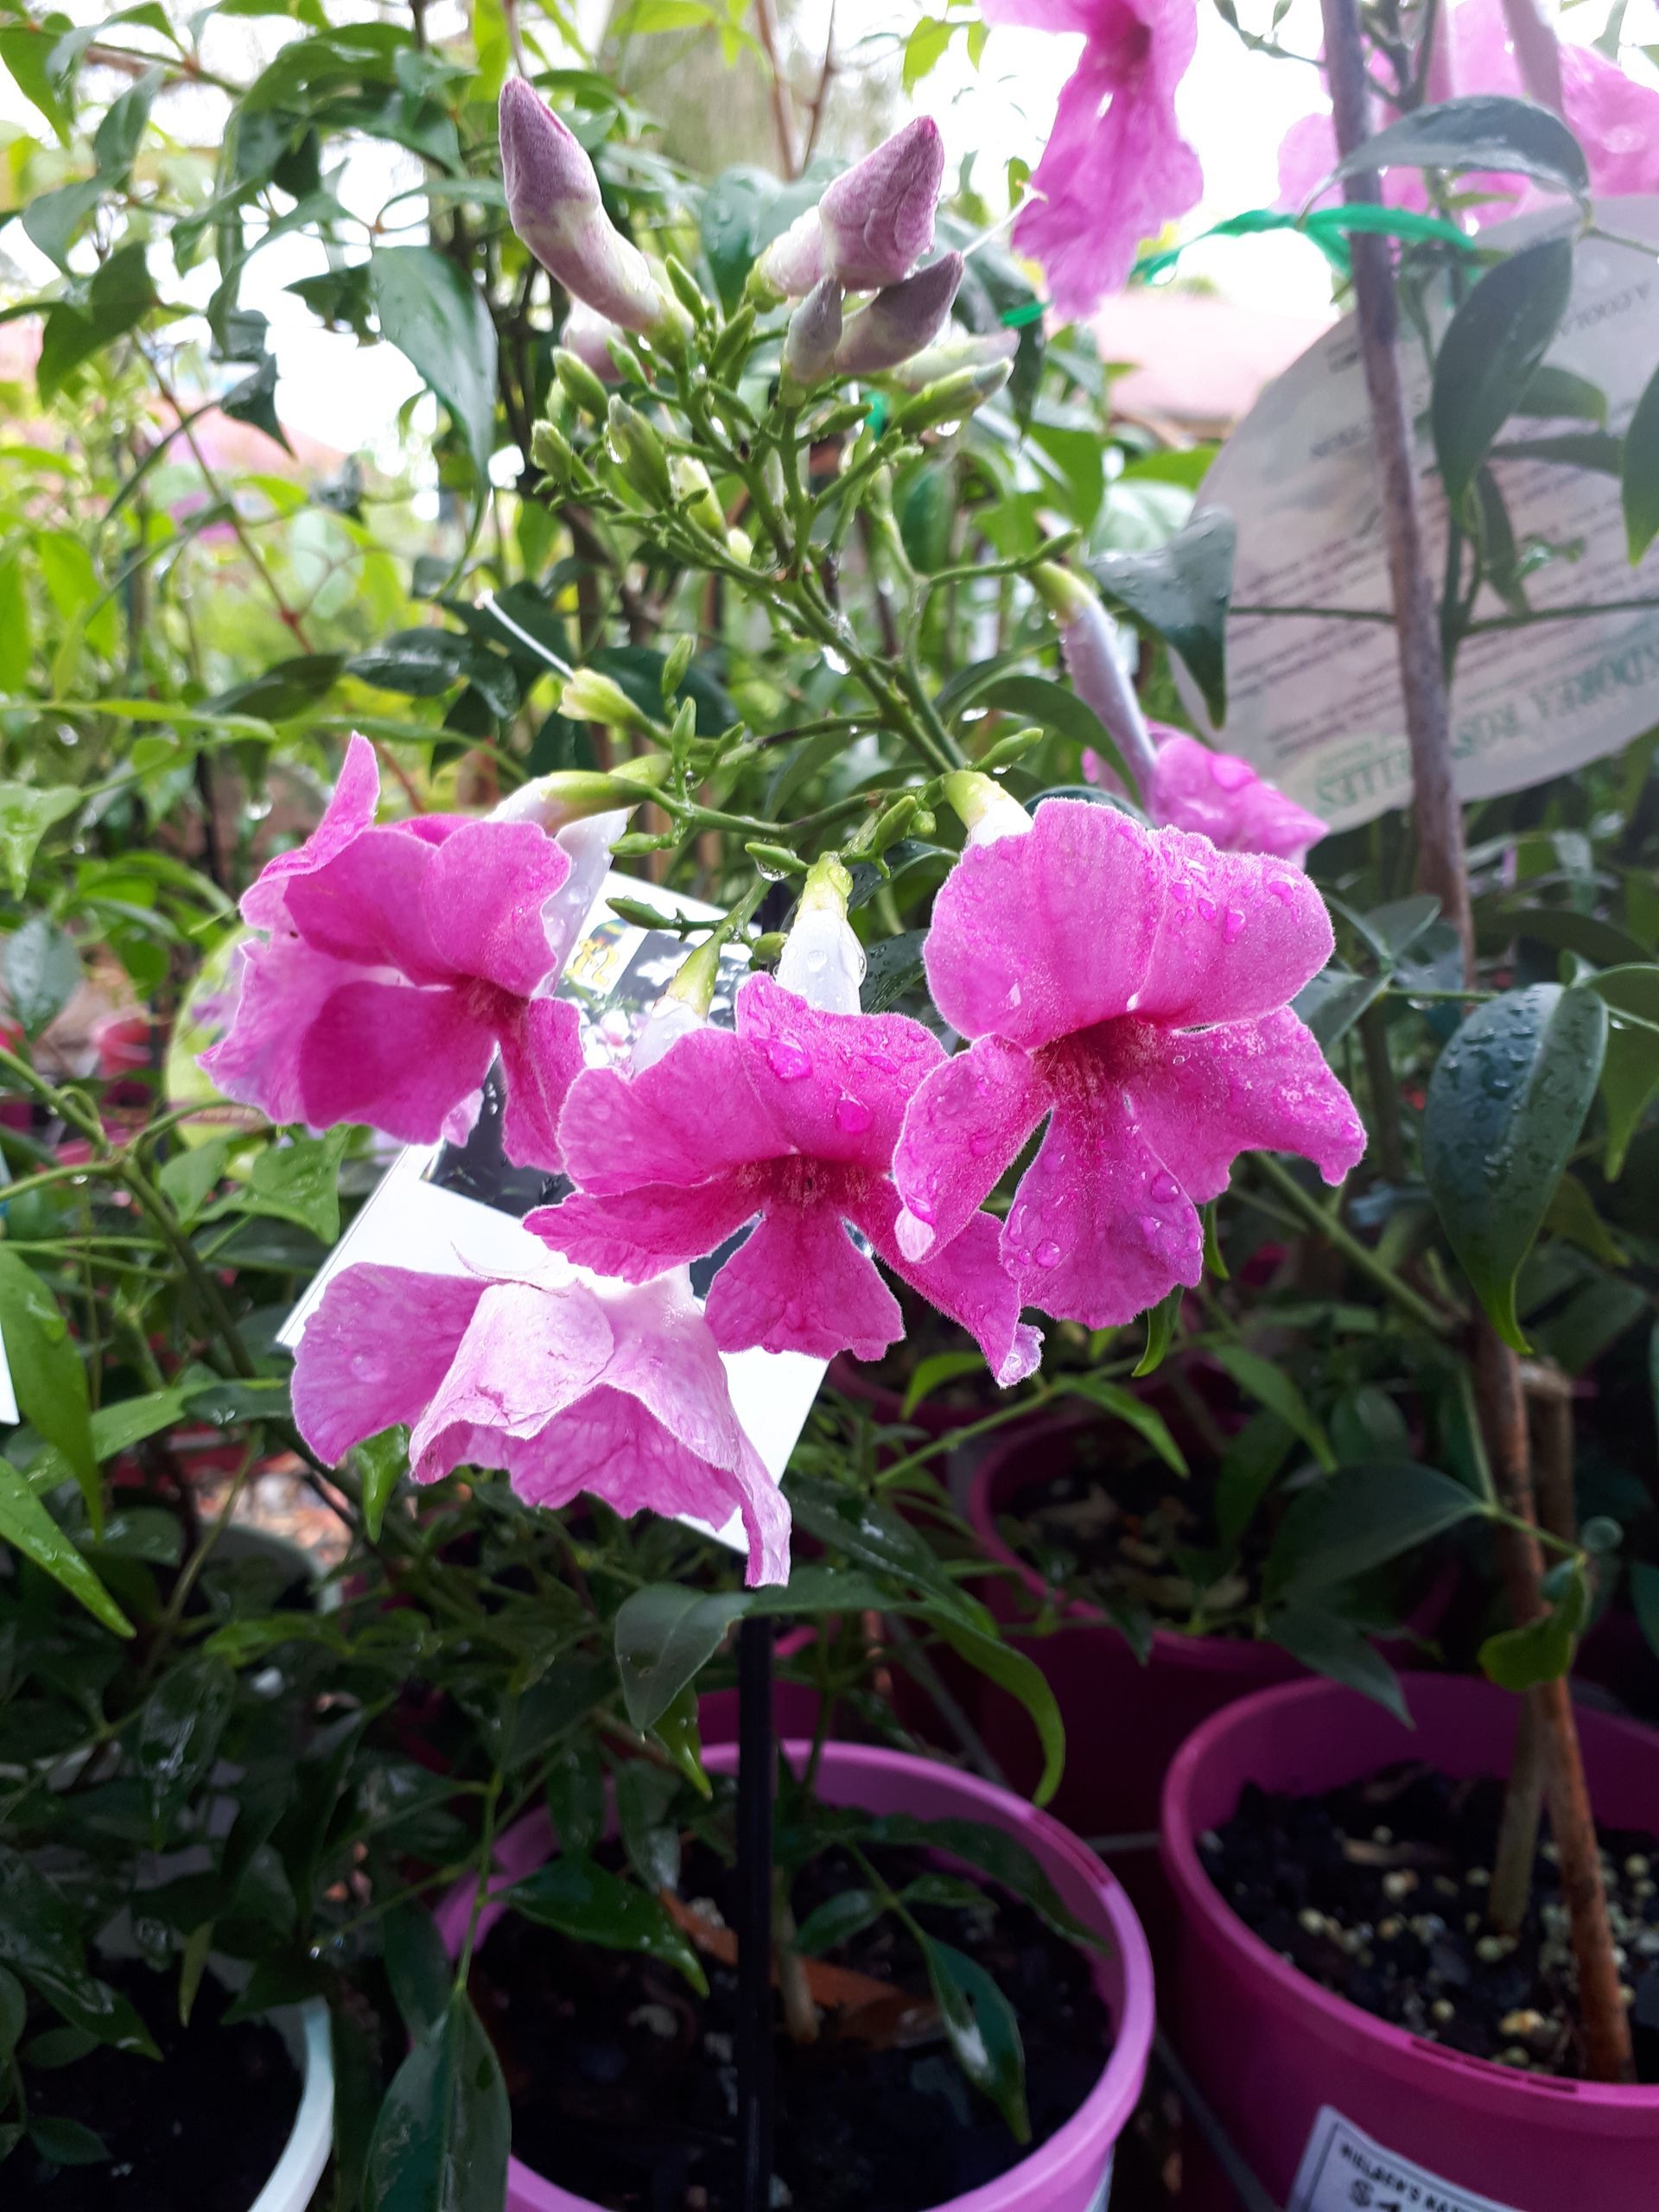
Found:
[1289,2106,1523,2212]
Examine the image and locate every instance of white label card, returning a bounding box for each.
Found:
[1289,2107,1522,2212]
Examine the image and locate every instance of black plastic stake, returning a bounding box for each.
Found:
[735,1613,775,2212]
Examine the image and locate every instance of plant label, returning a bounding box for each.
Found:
[1179,198,1659,831]
[276,871,827,1558]
[1289,2106,1522,2212]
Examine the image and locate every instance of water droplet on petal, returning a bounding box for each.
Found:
[1222,907,1244,944]
[1266,876,1294,903]
[766,1038,812,1081]
[1034,1240,1061,1270]
[834,1094,873,1134]
[1197,896,1217,922]
[1138,1213,1164,1247]
[1149,1169,1179,1203]
[1006,981,1023,1007]
[969,1130,995,1156]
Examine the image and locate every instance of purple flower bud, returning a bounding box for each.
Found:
[819,118,944,290]
[780,277,844,392]
[888,326,1018,393]
[1041,574,1159,800]
[833,251,963,378]
[499,79,667,334]
[560,302,623,384]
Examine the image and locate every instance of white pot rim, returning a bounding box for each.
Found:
[248,1996,334,2212]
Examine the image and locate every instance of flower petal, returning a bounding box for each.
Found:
[557,1027,780,1195]
[923,798,1162,1052]
[408,1276,614,1483]
[499,995,587,1172]
[735,973,944,1167]
[300,979,500,1143]
[1127,1007,1366,1199]
[420,817,571,996]
[703,1183,903,1363]
[200,934,354,1126]
[1150,732,1328,866]
[891,1034,1052,1258]
[854,1179,1042,1389]
[283,826,451,984]
[242,734,380,933]
[291,1262,489,1465]
[1001,1073,1203,1329]
[528,1172,760,1282]
[1134,828,1335,1028]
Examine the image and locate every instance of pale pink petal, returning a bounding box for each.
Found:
[734,974,944,1167]
[291,1263,489,1464]
[200,935,359,1126]
[499,995,586,1172]
[557,1027,782,1196]
[854,1179,1042,1389]
[408,1276,615,1482]
[283,827,451,985]
[1133,828,1334,1028]
[300,980,500,1142]
[1125,1007,1366,1202]
[1151,732,1328,866]
[527,1171,760,1282]
[923,799,1162,1051]
[419,817,571,996]
[242,734,380,933]
[1001,1071,1202,1328]
[891,1034,1052,1258]
[702,1183,903,1363]
[1561,37,1659,196]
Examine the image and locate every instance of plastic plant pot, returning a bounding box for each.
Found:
[697,1624,822,1745]
[250,1999,334,2212]
[436,1739,1155,2212]
[1160,1672,1659,2212]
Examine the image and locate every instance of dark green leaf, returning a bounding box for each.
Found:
[1211,1344,1333,1469]
[0,1966,25,2059]
[1623,357,1659,563]
[3,912,80,1032]
[364,1992,510,2212]
[1214,1413,1294,1554]
[92,67,162,181]
[509,1858,707,1993]
[134,1655,237,1828]
[614,1761,682,1892]
[1632,1559,1659,1664]
[20,181,103,273]
[916,1935,1029,2141]
[1421,983,1608,1348]
[0,1247,98,1525]
[1431,239,1574,511]
[858,1815,1097,1948]
[1265,1463,1484,1602]
[976,675,1141,804]
[1090,508,1234,723]
[222,1129,349,1244]
[792,1888,883,1955]
[369,245,499,487]
[860,928,929,1015]
[0,1847,155,2054]
[0,1460,128,1635]
[1268,1610,1409,1723]
[1479,1560,1590,1689]
[385,1904,452,2040]
[207,652,345,721]
[220,353,292,456]
[1514,364,1606,424]
[29,2117,108,2167]
[1049,1374,1188,1476]
[349,629,472,698]
[545,1738,606,1856]
[931,1618,1065,1808]
[1338,96,1589,196]
[353,1426,407,1541]
[699,162,835,311]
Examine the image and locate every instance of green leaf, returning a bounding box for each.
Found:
[0,1459,128,1635]
[509,1857,707,1993]
[1431,239,1574,512]
[21,180,103,273]
[92,67,162,181]
[156,1135,232,1224]
[1133,1282,1182,1376]
[30,1388,190,1501]
[1215,1412,1294,1554]
[0,1247,98,1527]
[133,1655,237,1828]
[700,161,834,312]
[364,1991,510,2212]
[1479,1560,1590,1689]
[1541,1170,1625,1268]
[1090,508,1234,724]
[1632,1558,1659,1664]
[0,26,73,139]
[1338,96,1590,197]
[1624,358,1659,564]
[240,1128,349,1243]
[1268,1610,1409,1723]
[903,16,953,89]
[353,1425,407,1541]
[0,793,82,905]
[0,1847,155,2054]
[3,913,79,1033]
[37,242,158,401]
[931,1617,1065,1807]
[648,1681,709,1798]
[899,1351,983,1420]
[29,2117,109,2167]
[1421,983,1608,1349]
[793,1887,883,1955]
[369,246,498,488]
[1515,364,1606,424]
[220,353,292,456]
[545,1738,606,1856]
[385,1904,452,2040]
[1211,1344,1333,1469]
[975,674,1142,804]
[1049,1374,1188,1476]
[916,1934,1029,2141]
[0,1966,26,2059]
[1265,1463,1485,1602]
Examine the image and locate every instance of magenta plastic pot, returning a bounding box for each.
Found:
[437,1739,1154,2212]
[1161,1673,1659,2212]
[696,1625,821,1745]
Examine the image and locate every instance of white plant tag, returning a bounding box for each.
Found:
[1179,197,1659,832]
[1289,2106,1522,2212]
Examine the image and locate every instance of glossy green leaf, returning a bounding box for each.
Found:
[1338,96,1589,196]
[917,1934,1030,2142]
[134,1654,237,1827]
[0,795,81,906]
[1090,507,1234,724]
[857,1813,1097,1948]
[0,1247,98,1526]
[1133,1282,1182,1376]
[0,1847,155,2054]
[1421,982,1608,1348]
[613,1760,682,1893]
[1622,357,1659,563]
[1268,1609,1409,1724]
[364,1991,510,2212]
[509,1858,707,1993]
[1049,1373,1188,1476]
[1431,239,1574,511]
[1211,1344,1333,1469]
[647,1681,710,1798]
[1479,1560,1590,1689]
[0,1459,128,1635]
[793,1887,883,1955]
[1265,1463,1484,1601]
[369,245,499,486]
[29,2117,109,2167]
[1590,964,1659,1178]
[353,1425,407,1542]
[208,1128,349,1244]
[899,1351,983,1421]
[544,1737,606,1856]
[385,1904,452,2041]
[931,1616,1066,1808]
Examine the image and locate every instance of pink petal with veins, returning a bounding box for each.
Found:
[241,734,381,934]
[299,980,501,1143]
[499,994,587,1172]
[421,817,572,996]
[702,1175,904,1363]
[1135,827,1334,1028]
[890,1033,1052,1258]
[291,1263,490,1464]
[734,973,944,1168]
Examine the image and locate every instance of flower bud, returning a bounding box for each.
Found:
[778,854,862,1014]
[659,632,696,703]
[887,327,1019,394]
[554,345,611,419]
[531,418,581,483]
[499,79,671,334]
[977,724,1044,771]
[1035,568,1157,800]
[606,396,673,506]
[726,525,753,565]
[558,669,652,730]
[756,118,944,297]
[847,792,917,859]
[780,277,844,396]
[669,454,727,537]
[888,359,1012,436]
[942,769,1031,846]
[744,841,807,877]
[560,302,624,386]
[834,253,963,378]
[493,754,671,828]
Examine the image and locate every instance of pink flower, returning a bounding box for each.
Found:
[499,79,673,334]
[982,0,1203,317]
[1278,0,1659,213]
[759,118,945,296]
[201,734,585,1169]
[1084,727,1329,867]
[292,1258,790,1586]
[528,972,1042,1386]
[892,798,1364,1328]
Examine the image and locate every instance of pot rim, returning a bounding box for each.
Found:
[441,1737,1154,2211]
[247,1996,334,2212]
[1160,1669,1659,2119]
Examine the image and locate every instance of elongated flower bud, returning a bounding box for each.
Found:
[1033,564,1158,801]
[499,79,671,334]
[889,359,1012,435]
[780,277,844,394]
[778,855,862,1014]
[755,118,944,297]
[669,454,728,537]
[560,302,623,385]
[887,326,1018,394]
[558,670,652,730]
[942,769,1031,847]
[606,396,672,506]
[834,253,963,378]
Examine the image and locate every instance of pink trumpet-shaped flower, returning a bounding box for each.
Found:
[982,0,1203,318]
[1084,728,1329,867]
[201,734,586,1168]
[834,253,964,378]
[292,1258,790,1586]
[529,973,1042,1386]
[893,798,1363,1329]
[759,118,945,296]
[499,79,671,334]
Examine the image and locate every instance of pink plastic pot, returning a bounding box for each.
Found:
[696,1625,822,1745]
[1161,1673,1659,2212]
[437,1739,1154,2212]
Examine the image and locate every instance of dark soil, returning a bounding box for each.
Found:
[12,1960,300,2209]
[473,1840,1114,2212]
[1205,1759,1659,2082]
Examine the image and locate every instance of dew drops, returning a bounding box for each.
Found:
[1266,876,1295,903]
[1197,896,1217,923]
[1005,981,1023,1007]
[1138,1213,1164,1247]
[1222,908,1244,944]
[766,1038,813,1081]
[969,1130,995,1156]
[834,1094,872,1134]
[1034,1240,1061,1270]
[1149,1169,1179,1203]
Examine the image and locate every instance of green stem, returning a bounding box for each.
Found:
[1250,1152,1454,1334]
